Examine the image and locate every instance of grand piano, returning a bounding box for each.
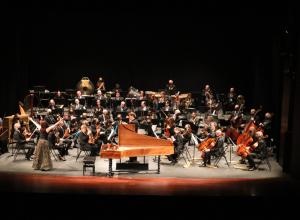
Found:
[100,124,174,176]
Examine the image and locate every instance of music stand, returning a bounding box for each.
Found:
[74,109,84,118]
[115,111,128,120]
[54,98,65,106]
[53,107,64,117]
[136,110,149,120]
[182,121,198,134]
[79,98,86,106]
[112,99,122,110]
[125,98,137,110]
[100,99,107,108]
[84,96,94,108]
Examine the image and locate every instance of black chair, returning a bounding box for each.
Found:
[12,140,35,161]
[254,144,272,171]
[49,143,60,161]
[177,144,193,167]
[213,143,230,168]
[76,139,92,162]
[83,156,96,176]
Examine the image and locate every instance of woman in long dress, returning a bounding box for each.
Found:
[33,119,63,171]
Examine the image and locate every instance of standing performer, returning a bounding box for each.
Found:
[33,119,63,171]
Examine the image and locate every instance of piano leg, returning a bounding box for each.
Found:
[157,156,161,174]
[108,158,114,177]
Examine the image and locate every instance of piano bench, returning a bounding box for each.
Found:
[83,156,96,176]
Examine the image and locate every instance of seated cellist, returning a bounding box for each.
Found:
[201,129,224,167]
[237,126,257,171]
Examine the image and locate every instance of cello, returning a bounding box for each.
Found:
[198,138,216,152]
[225,104,244,142]
[236,121,256,158]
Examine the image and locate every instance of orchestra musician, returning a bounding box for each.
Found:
[259,112,273,147]
[162,101,173,112]
[94,99,103,118]
[116,101,128,113]
[74,98,85,111]
[165,80,177,96]
[95,89,106,100]
[98,109,114,125]
[237,126,257,171]
[96,77,106,91]
[189,111,200,126]
[48,99,56,112]
[76,90,84,99]
[54,90,65,106]
[138,90,146,100]
[227,87,237,111]
[13,122,35,160]
[138,101,149,112]
[78,124,100,156]
[115,91,124,101]
[167,127,184,165]
[54,90,64,99]
[45,109,57,125]
[201,129,224,167]
[203,84,214,105]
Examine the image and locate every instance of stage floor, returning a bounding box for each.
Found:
[0,146,296,197]
[0,145,283,179]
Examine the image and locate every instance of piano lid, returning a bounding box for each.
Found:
[118,124,173,147]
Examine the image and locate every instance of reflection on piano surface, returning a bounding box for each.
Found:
[101,124,174,176]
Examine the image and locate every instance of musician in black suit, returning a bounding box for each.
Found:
[202,130,225,167]
[45,109,57,125]
[94,99,103,118]
[54,91,65,106]
[74,98,84,111]
[138,101,149,112]
[116,101,128,113]
[167,127,184,165]
[78,125,99,156]
[48,99,56,112]
[165,80,177,96]
[114,91,124,101]
[13,122,34,160]
[127,112,139,162]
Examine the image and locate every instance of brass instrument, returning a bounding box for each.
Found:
[77,77,95,95]
[128,86,140,97]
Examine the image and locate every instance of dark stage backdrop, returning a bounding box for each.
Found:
[7,10,284,112]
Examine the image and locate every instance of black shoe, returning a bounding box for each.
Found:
[200,163,206,167]
[239,159,246,164]
[170,160,177,165]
